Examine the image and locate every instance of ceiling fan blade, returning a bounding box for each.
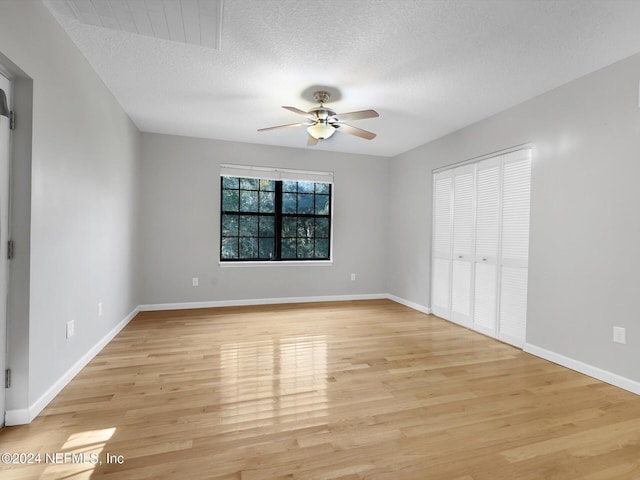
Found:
[282,106,316,120]
[257,122,311,132]
[307,134,318,146]
[334,123,377,140]
[331,109,379,122]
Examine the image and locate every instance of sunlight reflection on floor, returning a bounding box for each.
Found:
[220,335,328,424]
[38,427,116,480]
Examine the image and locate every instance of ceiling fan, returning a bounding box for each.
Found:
[258,91,379,146]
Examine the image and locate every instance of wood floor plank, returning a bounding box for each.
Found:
[1,299,640,479]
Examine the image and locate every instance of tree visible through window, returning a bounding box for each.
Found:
[221,176,331,261]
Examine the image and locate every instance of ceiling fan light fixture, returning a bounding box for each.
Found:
[307,123,336,140]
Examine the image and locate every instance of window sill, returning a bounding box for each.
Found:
[219,260,333,268]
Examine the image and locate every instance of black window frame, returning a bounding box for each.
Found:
[220,176,332,262]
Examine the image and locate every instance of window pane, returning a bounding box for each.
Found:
[297,238,314,258]
[239,215,259,236]
[222,214,239,236]
[259,238,275,258]
[221,237,238,259]
[260,179,275,191]
[283,193,297,213]
[315,194,329,215]
[240,190,259,212]
[240,178,259,190]
[281,238,296,258]
[259,216,275,237]
[222,176,239,189]
[315,183,330,194]
[315,239,329,258]
[282,180,297,192]
[222,190,239,211]
[316,217,329,238]
[240,237,259,258]
[298,181,314,193]
[282,217,296,237]
[259,191,275,212]
[297,217,315,238]
[298,194,314,214]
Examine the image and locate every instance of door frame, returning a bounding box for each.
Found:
[0,67,13,427]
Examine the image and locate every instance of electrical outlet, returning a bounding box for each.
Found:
[192,277,199,287]
[66,320,75,339]
[613,326,626,344]
[98,302,103,317]
[351,273,356,281]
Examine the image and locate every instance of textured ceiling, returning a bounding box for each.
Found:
[42,0,640,157]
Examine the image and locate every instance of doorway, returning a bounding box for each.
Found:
[0,70,12,427]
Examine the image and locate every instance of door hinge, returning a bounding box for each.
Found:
[9,111,15,130]
[7,240,14,260]
[5,369,10,389]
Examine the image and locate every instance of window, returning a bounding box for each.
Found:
[220,166,332,262]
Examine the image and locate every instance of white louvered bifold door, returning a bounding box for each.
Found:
[498,150,531,347]
[431,170,453,319]
[450,165,475,326]
[431,147,531,348]
[473,157,500,336]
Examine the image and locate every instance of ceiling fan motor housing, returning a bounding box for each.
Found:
[309,107,335,121]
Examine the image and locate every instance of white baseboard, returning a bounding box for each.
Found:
[386,294,431,315]
[524,343,640,396]
[4,408,30,426]
[138,293,389,312]
[5,306,140,426]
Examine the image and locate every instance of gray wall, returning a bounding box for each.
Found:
[137,133,389,305]
[389,52,640,383]
[0,0,140,414]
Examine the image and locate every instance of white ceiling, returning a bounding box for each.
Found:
[42,0,640,157]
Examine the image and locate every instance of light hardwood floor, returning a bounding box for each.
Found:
[2,299,640,479]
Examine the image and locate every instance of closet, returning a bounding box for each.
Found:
[431,147,531,347]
